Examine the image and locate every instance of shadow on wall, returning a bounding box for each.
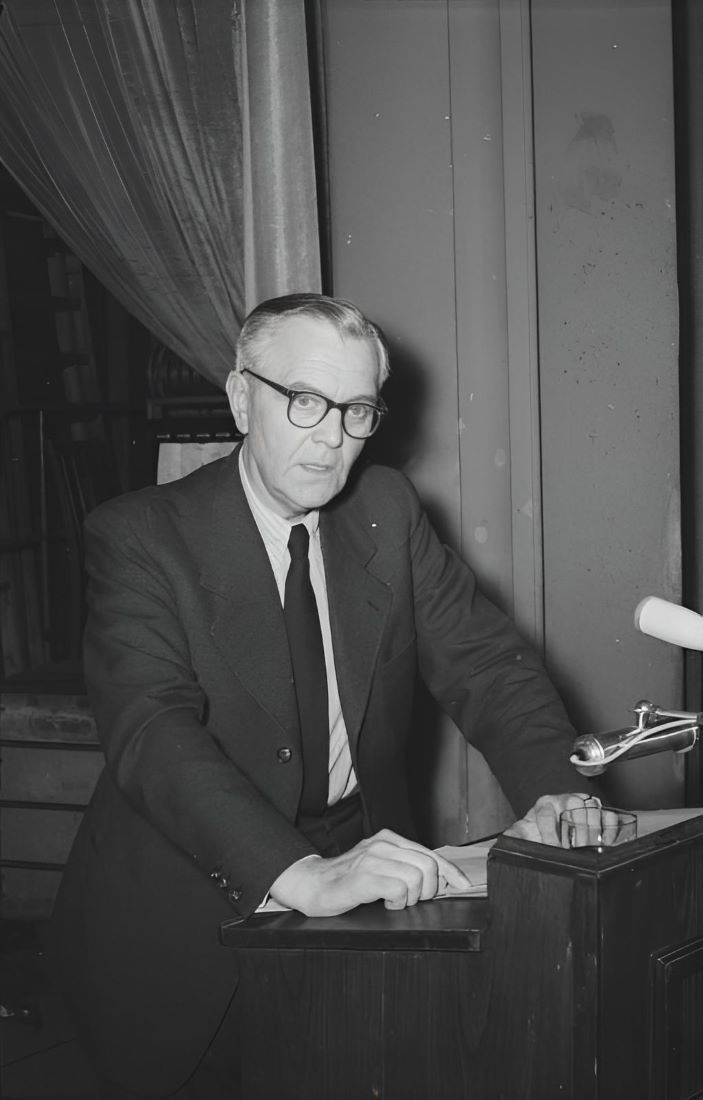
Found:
[363,343,456,549]
[364,344,428,472]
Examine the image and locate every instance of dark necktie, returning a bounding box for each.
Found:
[284,524,329,817]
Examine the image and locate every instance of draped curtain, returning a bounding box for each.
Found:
[0,0,320,388]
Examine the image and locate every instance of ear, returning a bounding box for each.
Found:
[225,370,250,434]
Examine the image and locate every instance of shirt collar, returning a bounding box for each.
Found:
[238,443,319,555]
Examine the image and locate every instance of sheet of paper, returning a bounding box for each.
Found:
[433,839,495,898]
[635,806,703,837]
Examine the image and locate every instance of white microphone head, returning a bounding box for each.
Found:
[634,596,703,651]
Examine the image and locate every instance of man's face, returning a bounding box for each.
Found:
[226,315,382,520]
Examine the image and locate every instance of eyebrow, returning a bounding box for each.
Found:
[286,380,381,404]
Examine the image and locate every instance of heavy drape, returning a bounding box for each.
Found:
[0,0,320,388]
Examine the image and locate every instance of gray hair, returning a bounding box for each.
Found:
[234,292,390,384]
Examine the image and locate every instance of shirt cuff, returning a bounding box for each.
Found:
[255,853,323,912]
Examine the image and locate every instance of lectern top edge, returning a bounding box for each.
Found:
[491,811,703,877]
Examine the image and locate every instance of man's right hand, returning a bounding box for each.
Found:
[268,829,470,917]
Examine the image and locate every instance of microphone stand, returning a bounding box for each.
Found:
[571,700,700,776]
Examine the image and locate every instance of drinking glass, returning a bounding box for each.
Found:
[559,805,637,850]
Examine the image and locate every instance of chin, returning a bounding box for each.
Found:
[295,492,336,514]
[291,474,346,512]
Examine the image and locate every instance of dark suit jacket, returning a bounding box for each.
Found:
[52,447,588,1095]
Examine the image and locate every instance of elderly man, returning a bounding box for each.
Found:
[53,293,597,1099]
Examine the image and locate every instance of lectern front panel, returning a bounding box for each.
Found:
[222,817,703,1099]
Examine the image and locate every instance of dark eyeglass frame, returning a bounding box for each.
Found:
[242,368,387,439]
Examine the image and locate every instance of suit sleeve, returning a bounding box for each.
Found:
[82,500,315,918]
[399,477,602,816]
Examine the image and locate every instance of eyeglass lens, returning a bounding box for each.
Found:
[288,392,381,438]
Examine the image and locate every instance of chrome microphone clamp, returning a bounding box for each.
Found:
[571,700,700,776]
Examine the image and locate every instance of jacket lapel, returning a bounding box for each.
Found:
[199,449,299,740]
[320,503,391,752]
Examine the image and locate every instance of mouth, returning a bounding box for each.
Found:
[300,463,335,474]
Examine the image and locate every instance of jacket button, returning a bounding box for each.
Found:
[277,747,293,763]
[229,886,243,902]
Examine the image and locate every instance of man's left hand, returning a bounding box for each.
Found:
[504,792,601,846]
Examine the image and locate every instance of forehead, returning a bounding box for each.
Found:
[263,315,380,390]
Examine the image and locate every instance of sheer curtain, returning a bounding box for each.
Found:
[0,0,320,388]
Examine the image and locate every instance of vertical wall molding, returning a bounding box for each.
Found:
[498,0,544,651]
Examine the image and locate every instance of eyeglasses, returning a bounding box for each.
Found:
[242,369,387,439]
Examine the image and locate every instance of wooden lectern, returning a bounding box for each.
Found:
[221,816,703,1099]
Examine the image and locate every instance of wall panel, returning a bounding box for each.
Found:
[532,0,682,806]
[322,0,683,831]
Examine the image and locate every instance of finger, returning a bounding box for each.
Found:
[384,882,411,910]
[585,804,603,830]
[600,807,622,844]
[555,794,594,847]
[312,868,412,915]
[368,830,466,860]
[366,845,439,899]
[563,793,592,814]
[534,802,560,846]
[349,870,413,911]
[378,845,470,894]
[434,854,472,891]
[364,835,471,892]
[368,830,443,858]
[363,856,426,906]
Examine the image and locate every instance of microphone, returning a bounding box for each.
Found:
[634,596,703,651]
[571,700,699,775]
[570,599,703,774]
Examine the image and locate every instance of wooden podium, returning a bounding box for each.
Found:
[221,816,703,1099]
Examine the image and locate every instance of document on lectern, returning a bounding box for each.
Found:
[255,811,703,914]
[636,806,703,836]
[433,839,495,898]
[433,808,703,900]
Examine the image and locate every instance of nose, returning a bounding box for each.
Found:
[312,407,344,448]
